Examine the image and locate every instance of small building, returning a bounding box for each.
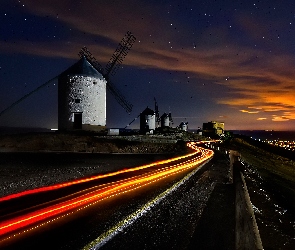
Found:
[58,57,107,131]
[108,128,120,135]
[196,127,203,135]
[203,121,224,137]
[160,112,173,128]
[140,107,156,134]
[179,121,188,131]
[161,113,170,127]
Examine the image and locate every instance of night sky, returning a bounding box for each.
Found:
[1,0,295,130]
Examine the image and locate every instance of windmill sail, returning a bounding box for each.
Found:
[78,31,136,113]
[0,76,58,117]
[107,79,133,113]
[104,31,136,77]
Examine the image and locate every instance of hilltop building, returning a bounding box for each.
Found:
[160,112,173,128]
[58,57,107,131]
[202,121,224,137]
[140,107,156,134]
[160,113,170,127]
[178,121,188,131]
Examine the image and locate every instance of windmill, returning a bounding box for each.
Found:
[78,31,136,113]
[0,31,136,131]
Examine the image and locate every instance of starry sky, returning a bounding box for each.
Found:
[1,0,295,131]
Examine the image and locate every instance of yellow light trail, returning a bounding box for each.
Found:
[0,149,199,202]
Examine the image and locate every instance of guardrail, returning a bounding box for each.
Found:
[230,151,263,250]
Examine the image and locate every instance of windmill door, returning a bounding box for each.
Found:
[73,113,82,129]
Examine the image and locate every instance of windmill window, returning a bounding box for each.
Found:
[93,81,97,84]
[75,99,81,103]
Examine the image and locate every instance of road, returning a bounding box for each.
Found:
[0,142,213,249]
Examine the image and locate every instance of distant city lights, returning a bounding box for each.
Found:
[266,140,295,151]
[251,137,295,151]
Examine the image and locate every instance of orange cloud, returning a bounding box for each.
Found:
[272,116,290,122]
[240,109,259,114]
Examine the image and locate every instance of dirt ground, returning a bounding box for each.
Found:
[0,132,189,153]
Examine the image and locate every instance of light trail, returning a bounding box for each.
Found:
[84,154,213,250]
[0,150,199,202]
[0,142,213,240]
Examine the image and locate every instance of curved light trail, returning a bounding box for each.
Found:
[0,149,199,202]
[0,142,213,241]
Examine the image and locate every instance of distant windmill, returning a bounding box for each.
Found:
[78,31,136,113]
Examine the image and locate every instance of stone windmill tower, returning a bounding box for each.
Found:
[58,57,107,130]
[58,31,136,131]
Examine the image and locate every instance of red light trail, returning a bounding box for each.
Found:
[0,149,199,203]
[0,142,213,241]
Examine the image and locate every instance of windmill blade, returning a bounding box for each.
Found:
[154,97,160,123]
[169,112,174,124]
[104,31,136,77]
[107,79,133,113]
[78,46,104,73]
[0,76,58,117]
[124,113,140,129]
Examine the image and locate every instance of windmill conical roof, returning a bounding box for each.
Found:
[142,107,155,115]
[161,112,169,118]
[60,57,103,78]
